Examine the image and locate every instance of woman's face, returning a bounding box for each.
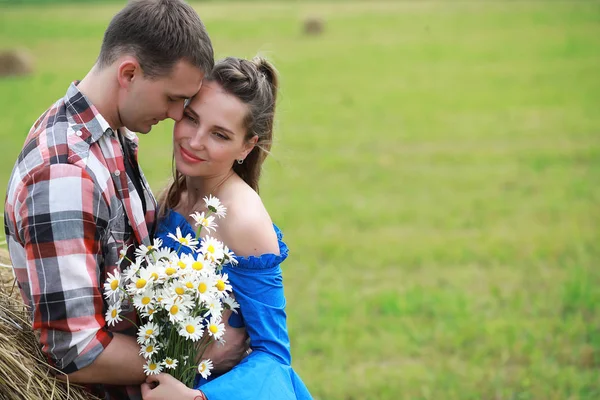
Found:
[173,81,256,178]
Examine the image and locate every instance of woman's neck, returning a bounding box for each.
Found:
[181,170,235,213]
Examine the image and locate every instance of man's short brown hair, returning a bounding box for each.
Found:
[98,0,214,78]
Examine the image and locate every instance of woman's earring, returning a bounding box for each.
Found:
[237,159,244,164]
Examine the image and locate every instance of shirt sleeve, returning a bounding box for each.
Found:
[14,163,113,373]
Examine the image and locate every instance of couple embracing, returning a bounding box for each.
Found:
[4,1,312,399]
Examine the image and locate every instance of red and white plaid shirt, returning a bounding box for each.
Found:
[4,82,157,400]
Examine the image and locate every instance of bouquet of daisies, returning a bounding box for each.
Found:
[103,196,239,387]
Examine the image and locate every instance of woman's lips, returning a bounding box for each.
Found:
[180,146,205,163]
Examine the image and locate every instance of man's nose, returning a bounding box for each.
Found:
[167,101,185,122]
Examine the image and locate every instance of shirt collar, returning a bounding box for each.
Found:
[64,81,114,143]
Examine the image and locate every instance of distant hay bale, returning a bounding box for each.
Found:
[0,254,99,400]
[303,17,324,36]
[0,49,34,77]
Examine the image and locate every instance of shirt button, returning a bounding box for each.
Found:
[75,131,82,137]
[114,170,121,177]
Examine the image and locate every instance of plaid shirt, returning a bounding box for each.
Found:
[4,82,157,400]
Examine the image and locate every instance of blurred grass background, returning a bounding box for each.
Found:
[1,1,600,399]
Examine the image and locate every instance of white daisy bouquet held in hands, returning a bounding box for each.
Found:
[103,195,239,387]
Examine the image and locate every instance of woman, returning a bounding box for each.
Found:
[141,56,312,400]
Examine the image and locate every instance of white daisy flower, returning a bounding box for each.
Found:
[167,226,199,249]
[203,195,227,218]
[141,306,157,321]
[163,260,179,279]
[214,273,232,298]
[222,245,238,266]
[164,296,192,323]
[199,236,225,263]
[105,303,122,327]
[133,288,155,313]
[122,257,142,282]
[180,273,198,292]
[144,262,165,284]
[223,297,240,314]
[143,360,162,375]
[178,316,204,341]
[203,296,223,318]
[190,211,217,233]
[137,321,160,344]
[206,316,225,340]
[116,244,132,266]
[162,358,178,370]
[176,253,195,272]
[134,238,162,259]
[191,256,207,272]
[127,266,155,295]
[103,270,121,300]
[140,342,160,359]
[168,280,190,300]
[195,274,217,302]
[153,247,174,262]
[197,359,214,379]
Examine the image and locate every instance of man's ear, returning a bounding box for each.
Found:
[117,57,141,89]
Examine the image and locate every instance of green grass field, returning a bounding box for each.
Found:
[1,1,600,399]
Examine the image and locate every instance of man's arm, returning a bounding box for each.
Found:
[58,333,146,385]
[14,164,143,382]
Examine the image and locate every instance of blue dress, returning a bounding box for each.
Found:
[155,210,313,400]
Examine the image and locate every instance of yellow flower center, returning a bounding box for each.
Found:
[186,325,195,334]
[146,345,153,353]
[198,283,207,294]
[145,329,153,335]
[147,245,153,251]
[178,261,187,269]
[209,324,218,334]
[186,282,194,289]
[199,364,206,372]
[166,359,173,365]
[207,244,215,254]
[216,280,225,291]
[165,267,177,276]
[170,305,179,315]
[148,308,155,315]
[175,287,185,296]
[142,297,151,305]
[150,272,159,281]
[179,237,189,245]
[202,218,209,226]
[149,363,157,370]
[136,278,147,289]
[110,280,119,291]
[192,261,203,271]
[111,309,117,318]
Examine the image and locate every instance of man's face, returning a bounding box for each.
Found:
[119,60,204,134]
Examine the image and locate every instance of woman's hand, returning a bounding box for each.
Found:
[141,373,203,400]
[199,309,250,373]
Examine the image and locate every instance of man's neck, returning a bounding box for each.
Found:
[77,64,122,131]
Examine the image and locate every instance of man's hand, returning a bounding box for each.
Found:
[199,309,249,373]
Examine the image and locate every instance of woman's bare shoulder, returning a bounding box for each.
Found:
[218,184,279,258]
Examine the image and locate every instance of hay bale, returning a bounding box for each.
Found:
[0,262,99,399]
[0,49,34,77]
[303,17,324,36]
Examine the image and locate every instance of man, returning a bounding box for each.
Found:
[4,1,244,398]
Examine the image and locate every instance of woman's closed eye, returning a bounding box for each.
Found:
[183,112,197,124]
[213,131,229,140]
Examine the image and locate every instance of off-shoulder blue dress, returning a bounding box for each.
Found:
[155,209,313,400]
